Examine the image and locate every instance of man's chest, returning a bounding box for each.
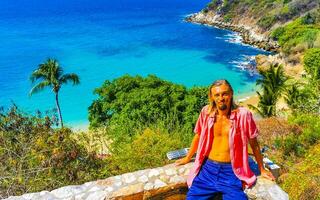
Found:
[213,118,231,137]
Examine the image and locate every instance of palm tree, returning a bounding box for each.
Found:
[30,58,80,127]
[249,63,288,117]
[249,87,277,117]
[256,63,288,96]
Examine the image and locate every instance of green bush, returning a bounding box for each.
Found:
[271,27,286,40]
[0,106,108,198]
[276,113,320,158]
[87,74,209,178]
[301,13,316,25]
[207,0,220,10]
[223,13,233,22]
[270,17,320,54]
[88,74,208,135]
[303,48,320,80]
[282,135,305,156]
[106,128,186,175]
[258,15,277,29]
[279,4,291,19]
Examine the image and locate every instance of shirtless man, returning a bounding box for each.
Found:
[176,80,274,200]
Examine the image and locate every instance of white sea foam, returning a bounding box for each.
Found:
[237,96,251,102]
[224,33,243,44]
[230,55,258,76]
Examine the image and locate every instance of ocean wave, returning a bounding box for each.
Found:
[224,33,243,44]
[230,55,258,76]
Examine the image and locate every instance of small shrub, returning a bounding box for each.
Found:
[223,13,233,22]
[303,48,320,80]
[271,27,286,40]
[106,128,186,175]
[282,135,305,156]
[258,15,277,29]
[301,13,316,25]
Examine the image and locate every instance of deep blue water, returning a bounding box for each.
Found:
[0,0,268,127]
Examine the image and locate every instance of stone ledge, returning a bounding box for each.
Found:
[4,161,288,200]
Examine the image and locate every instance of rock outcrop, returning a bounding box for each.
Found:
[186,11,280,52]
[4,160,289,200]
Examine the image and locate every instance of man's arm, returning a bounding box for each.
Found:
[249,137,275,181]
[175,134,199,165]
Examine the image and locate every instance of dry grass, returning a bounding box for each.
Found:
[256,117,295,147]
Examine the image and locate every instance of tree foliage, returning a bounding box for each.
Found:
[0,106,108,198]
[86,74,209,180]
[88,74,208,133]
[271,16,320,54]
[303,48,320,81]
[249,64,288,117]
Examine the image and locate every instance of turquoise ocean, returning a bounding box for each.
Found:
[0,0,269,127]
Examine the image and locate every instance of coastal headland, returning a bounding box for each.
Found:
[186,12,280,52]
[185,2,310,79]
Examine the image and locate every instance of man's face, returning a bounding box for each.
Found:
[211,84,233,111]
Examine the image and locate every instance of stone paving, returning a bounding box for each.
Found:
[4,161,289,200]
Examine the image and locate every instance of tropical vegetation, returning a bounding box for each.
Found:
[249,50,320,199]
[1,1,320,199]
[249,64,288,117]
[88,74,208,137]
[0,105,108,198]
[1,75,208,198]
[271,14,320,55]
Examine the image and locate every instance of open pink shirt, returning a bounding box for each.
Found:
[187,105,259,188]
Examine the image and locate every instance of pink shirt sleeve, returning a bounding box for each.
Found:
[246,110,258,139]
[193,107,205,135]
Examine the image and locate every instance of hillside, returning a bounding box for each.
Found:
[187,0,320,77]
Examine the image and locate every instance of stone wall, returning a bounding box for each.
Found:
[4,159,289,200]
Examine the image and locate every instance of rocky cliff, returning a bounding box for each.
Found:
[186,11,279,52]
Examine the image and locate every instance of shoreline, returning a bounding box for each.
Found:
[69,122,89,132]
[185,11,280,52]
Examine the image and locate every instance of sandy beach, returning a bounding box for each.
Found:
[237,94,259,108]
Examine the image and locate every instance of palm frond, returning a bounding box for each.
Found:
[29,81,51,96]
[59,73,80,85]
[248,104,265,117]
[30,69,47,83]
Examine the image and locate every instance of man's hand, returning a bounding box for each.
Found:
[249,138,276,181]
[260,168,275,181]
[175,157,191,166]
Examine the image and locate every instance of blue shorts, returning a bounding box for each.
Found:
[187,158,248,200]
